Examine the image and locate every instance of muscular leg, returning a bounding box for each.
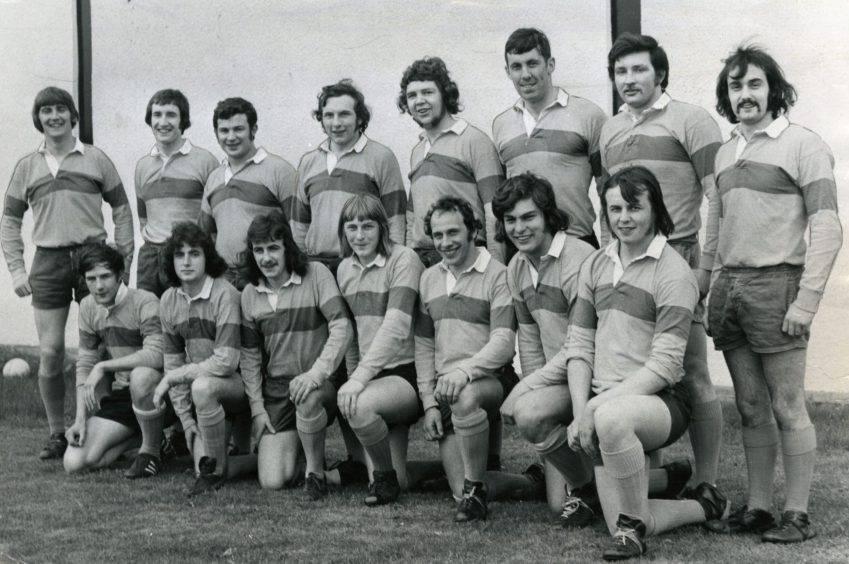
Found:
[762,348,815,513]
[64,416,138,473]
[514,385,592,493]
[724,345,778,511]
[596,395,704,536]
[192,373,248,476]
[682,322,722,484]
[34,306,71,436]
[257,430,303,489]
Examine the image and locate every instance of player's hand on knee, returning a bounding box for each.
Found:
[337,380,365,420]
[423,407,444,441]
[152,377,171,409]
[435,370,467,405]
[567,420,581,451]
[13,279,32,298]
[782,303,814,337]
[578,410,599,462]
[290,373,321,405]
[66,420,86,447]
[251,412,275,448]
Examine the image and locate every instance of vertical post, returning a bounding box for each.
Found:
[610,0,641,114]
[76,0,93,143]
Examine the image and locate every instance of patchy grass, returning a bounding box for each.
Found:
[1,345,848,563]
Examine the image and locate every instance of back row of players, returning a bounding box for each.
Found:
[1,28,841,560]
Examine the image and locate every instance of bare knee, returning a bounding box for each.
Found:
[450,386,482,418]
[63,446,88,474]
[513,396,552,443]
[770,390,810,430]
[594,402,632,448]
[295,390,327,418]
[735,395,773,428]
[191,376,217,410]
[130,367,161,397]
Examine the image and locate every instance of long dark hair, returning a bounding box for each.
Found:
[239,211,309,286]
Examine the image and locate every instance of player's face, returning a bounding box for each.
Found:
[613,51,664,112]
[605,185,655,252]
[728,64,771,130]
[252,238,287,285]
[216,113,257,163]
[506,48,555,105]
[405,80,447,130]
[84,264,121,306]
[150,102,183,147]
[322,95,360,151]
[503,197,553,257]
[344,217,380,265]
[173,243,207,285]
[430,209,476,271]
[38,104,74,139]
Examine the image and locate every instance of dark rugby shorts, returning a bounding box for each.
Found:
[29,245,90,309]
[262,377,337,434]
[708,264,807,354]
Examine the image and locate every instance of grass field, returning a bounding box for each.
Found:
[1,346,848,563]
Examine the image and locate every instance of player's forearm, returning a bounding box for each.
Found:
[456,327,515,381]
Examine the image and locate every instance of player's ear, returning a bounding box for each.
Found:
[547,57,556,74]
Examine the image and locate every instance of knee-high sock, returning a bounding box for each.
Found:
[594,465,621,535]
[647,499,706,535]
[742,422,779,510]
[296,408,328,476]
[39,375,65,435]
[601,441,651,531]
[533,424,592,491]
[350,415,392,472]
[133,404,165,457]
[781,425,816,513]
[689,399,723,484]
[196,405,227,475]
[452,408,489,483]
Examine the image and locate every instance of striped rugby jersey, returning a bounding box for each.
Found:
[600,94,722,268]
[199,148,297,266]
[160,276,241,429]
[506,231,595,388]
[336,244,424,384]
[713,117,842,313]
[135,140,219,244]
[292,135,407,256]
[493,90,606,239]
[240,263,352,418]
[76,285,162,390]
[415,249,516,410]
[1,141,134,287]
[562,236,698,394]
[405,119,505,263]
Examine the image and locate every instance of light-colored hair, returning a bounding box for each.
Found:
[337,194,394,258]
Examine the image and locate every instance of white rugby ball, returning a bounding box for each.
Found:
[3,358,31,378]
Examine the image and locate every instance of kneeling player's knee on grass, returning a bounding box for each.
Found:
[594,402,632,448]
[63,448,88,473]
[129,367,161,396]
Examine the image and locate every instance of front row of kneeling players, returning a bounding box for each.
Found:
[66,167,726,559]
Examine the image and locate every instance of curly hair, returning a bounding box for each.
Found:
[145,89,191,132]
[313,79,371,134]
[162,222,229,287]
[492,173,569,243]
[715,45,797,124]
[424,196,481,239]
[397,57,462,115]
[239,211,309,286]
